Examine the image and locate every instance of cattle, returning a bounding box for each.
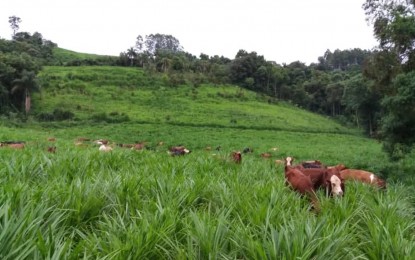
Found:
[284,165,320,212]
[260,153,272,159]
[96,141,113,152]
[117,143,134,148]
[1,142,25,149]
[301,160,324,169]
[298,167,345,197]
[285,156,294,166]
[340,169,386,189]
[47,137,56,142]
[169,146,191,156]
[285,157,345,197]
[47,146,57,153]
[132,142,146,150]
[242,147,253,154]
[231,151,242,163]
[95,139,109,145]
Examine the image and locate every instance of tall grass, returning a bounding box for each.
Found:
[0,143,414,259]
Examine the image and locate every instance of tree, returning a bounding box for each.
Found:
[126,47,137,66]
[144,34,183,55]
[381,72,415,158]
[8,15,21,36]
[11,70,40,114]
[363,0,415,157]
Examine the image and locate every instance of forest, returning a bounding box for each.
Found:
[1,0,415,159]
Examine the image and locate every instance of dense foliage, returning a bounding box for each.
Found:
[363,0,415,157]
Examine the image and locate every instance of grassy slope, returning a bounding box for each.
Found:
[52,47,117,63]
[1,65,414,258]
[34,66,357,133]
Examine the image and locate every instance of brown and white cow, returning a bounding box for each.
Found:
[169,146,191,156]
[340,169,386,189]
[285,157,345,197]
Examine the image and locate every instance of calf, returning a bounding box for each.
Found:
[284,166,320,211]
[231,151,242,164]
[340,169,386,189]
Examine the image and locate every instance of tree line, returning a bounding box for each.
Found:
[1,0,415,159]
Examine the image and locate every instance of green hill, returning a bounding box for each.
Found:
[51,48,118,65]
[35,66,358,134]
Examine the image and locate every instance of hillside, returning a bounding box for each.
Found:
[34,66,358,135]
[51,48,119,65]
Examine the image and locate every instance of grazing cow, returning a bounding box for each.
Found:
[301,160,324,169]
[260,153,272,159]
[340,169,386,189]
[242,147,253,154]
[6,143,25,149]
[132,142,146,150]
[284,165,320,211]
[298,167,345,197]
[169,146,191,156]
[95,139,109,145]
[96,141,113,152]
[47,146,57,153]
[286,157,344,197]
[231,151,242,163]
[117,143,134,148]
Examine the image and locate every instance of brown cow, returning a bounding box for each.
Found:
[260,153,272,159]
[4,143,25,149]
[340,169,386,189]
[286,157,345,197]
[47,146,57,153]
[284,165,320,212]
[169,146,191,156]
[132,142,146,150]
[231,151,242,164]
[298,167,345,197]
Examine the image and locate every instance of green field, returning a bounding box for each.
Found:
[0,65,414,259]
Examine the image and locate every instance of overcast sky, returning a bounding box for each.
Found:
[1,0,378,65]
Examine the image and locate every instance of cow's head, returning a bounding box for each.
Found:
[285,156,294,166]
[231,151,242,163]
[326,169,344,197]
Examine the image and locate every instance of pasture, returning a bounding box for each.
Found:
[0,123,414,259]
[1,65,414,258]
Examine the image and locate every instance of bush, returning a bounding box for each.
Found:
[37,109,74,121]
[90,112,130,123]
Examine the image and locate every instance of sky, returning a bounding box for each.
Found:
[0,0,378,65]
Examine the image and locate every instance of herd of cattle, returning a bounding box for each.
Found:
[1,138,386,211]
[283,156,386,211]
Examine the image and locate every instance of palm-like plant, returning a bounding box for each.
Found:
[11,70,40,114]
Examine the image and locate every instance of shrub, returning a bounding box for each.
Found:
[37,109,74,121]
[90,112,130,123]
